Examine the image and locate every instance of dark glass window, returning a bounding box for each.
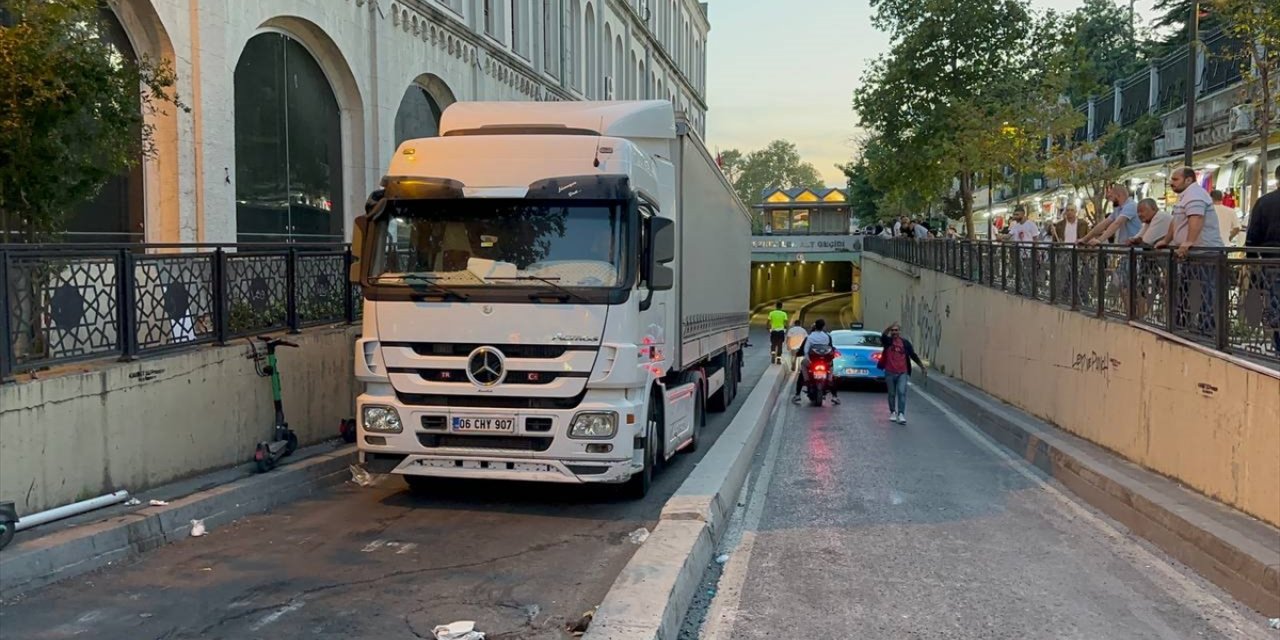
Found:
[393,86,444,146]
[65,7,144,243]
[234,33,343,243]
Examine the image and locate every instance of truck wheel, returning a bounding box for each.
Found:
[707,361,730,413]
[687,384,707,453]
[625,398,662,499]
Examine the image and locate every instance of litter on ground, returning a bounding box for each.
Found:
[189,519,207,537]
[627,527,650,544]
[349,465,377,487]
[432,620,485,640]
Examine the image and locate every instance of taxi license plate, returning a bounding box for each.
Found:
[845,368,870,375]
[451,417,516,433]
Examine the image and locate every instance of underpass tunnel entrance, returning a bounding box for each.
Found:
[751,260,863,326]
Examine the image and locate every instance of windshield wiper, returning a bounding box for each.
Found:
[486,275,592,304]
[373,274,470,301]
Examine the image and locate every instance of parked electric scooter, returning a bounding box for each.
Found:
[247,336,300,472]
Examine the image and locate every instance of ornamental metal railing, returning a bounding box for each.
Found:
[1,243,360,379]
[866,237,1280,368]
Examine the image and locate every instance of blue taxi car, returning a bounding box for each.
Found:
[829,330,886,385]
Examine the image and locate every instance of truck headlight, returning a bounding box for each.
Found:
[569,412,617,439]
[362,405,403,434]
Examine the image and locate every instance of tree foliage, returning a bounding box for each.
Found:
[1212,0,1280,196]
[0,0,186,241]
[720,140,826,208]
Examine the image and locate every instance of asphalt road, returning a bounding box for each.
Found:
[0,325,782,640]
[683,377,1273,639]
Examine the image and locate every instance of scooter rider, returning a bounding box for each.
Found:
[792,319,840,405]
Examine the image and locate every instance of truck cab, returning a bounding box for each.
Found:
[352,101,749,497]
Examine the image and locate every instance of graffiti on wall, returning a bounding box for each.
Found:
[900,291,945,362]
[1069,350,1122,378]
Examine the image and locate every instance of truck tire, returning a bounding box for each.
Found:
[707,358,730,413]
[625,396,662,499]
[687,382,707,453]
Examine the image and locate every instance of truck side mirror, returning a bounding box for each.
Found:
[349,214,368,284]
[647,217,675,292]
[650,217,675,265]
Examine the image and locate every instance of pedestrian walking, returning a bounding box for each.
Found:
[1007,206,1039,243]
[768,302,789,364]
[878,322,926,424]
[1211,190,1243,247]
[785,319,808,372]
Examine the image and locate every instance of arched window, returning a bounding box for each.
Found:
[66,6,144,242]
[585,4,597,98]
[604,23,614,98]
[614,36,624,98]
[234,32,343,243]
[569,0,582,92]
[394,85,444,145]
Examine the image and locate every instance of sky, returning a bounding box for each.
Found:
[703,0,1160,187]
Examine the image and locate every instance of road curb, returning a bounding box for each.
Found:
[586,364,788,639]
[922,374,1280,616]
[0,445,356,599]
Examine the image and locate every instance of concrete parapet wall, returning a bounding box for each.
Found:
[863,253,1280,527]
[0,326,359,514]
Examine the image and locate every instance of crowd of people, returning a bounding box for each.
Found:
[873,164,1278,253]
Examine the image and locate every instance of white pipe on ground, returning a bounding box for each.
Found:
[14,490,131,532]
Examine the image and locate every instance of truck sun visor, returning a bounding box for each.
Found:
[524,175,631,200]
[381,176,466,201]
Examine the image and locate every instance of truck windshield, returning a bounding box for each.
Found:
[370,200,627,289]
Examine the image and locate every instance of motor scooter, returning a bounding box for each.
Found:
[804,345,838,407]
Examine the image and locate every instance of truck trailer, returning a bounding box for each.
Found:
[352,101,751,497]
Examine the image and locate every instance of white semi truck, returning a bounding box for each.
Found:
[351,101,751,497]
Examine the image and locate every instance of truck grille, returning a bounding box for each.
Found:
[416,433,553,452]
[393,343,592,359]
[396,391,586,410]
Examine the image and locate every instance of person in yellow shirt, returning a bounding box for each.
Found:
[767,302,789,364]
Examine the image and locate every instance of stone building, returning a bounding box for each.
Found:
[79,0,711,244]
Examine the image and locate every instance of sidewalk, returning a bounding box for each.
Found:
[688,377,1278,638]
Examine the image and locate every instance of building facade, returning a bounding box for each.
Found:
[80,0,711,244]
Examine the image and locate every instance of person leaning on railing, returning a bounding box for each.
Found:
[1154,167,1226,336]
[1125,199,1175,319]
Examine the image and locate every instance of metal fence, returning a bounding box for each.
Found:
[866,238,1280,368]
[1,243,360,379]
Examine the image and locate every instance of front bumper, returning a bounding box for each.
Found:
[356,388,644,485]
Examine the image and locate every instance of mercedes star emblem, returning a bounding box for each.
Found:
[466,347,506,387]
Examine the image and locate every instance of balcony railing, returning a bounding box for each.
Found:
[1,243,359,379]
[866,238,1280,368]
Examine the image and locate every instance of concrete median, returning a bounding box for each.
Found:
[585,363,789,640]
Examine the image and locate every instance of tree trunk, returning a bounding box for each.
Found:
[1258,64,1271,207]
[962,172,976,239]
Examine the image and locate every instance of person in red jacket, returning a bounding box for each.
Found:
[879,323,926,424]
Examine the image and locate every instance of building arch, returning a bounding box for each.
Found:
[394,74,457,146]
[232,16,364,243]
[604,23,614,98]
[66,1,181,242]
[585,3,598,98]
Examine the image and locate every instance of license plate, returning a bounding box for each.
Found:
[813,371,828,380]
[845,368,870,375]
[451,417,516,433]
